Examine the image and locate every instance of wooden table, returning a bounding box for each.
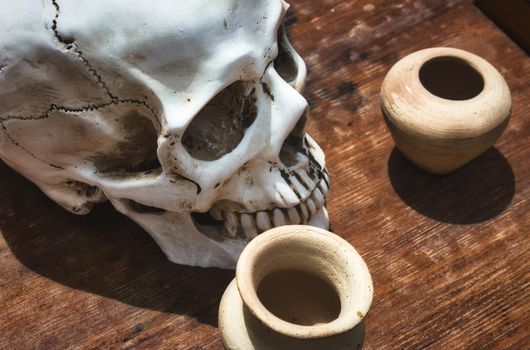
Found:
[1,0,528,349]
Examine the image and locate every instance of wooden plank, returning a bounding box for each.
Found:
[1,0,529,349]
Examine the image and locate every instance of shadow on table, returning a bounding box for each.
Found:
[0,163,233,326]
[387,147,515,224]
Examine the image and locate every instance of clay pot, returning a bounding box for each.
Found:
[381,47,511,174]
[218,225,373,350]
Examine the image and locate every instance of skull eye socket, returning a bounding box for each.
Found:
[274,23,299,84]
[182,81,257,161]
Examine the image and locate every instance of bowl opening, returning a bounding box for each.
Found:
[256,268,341,326]
[419,56,484,100]
[237,227,372,339]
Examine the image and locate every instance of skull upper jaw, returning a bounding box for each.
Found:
[191,134,330,241]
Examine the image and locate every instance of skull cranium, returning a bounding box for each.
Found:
[0,0,329,268]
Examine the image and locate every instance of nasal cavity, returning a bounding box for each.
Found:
[279,112,307,167]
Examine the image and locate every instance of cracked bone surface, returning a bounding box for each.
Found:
[0,0,329,268]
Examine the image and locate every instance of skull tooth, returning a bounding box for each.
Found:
[224,212,238,238]
[298,202,309,223]
[287,207,301,225]
[312,187,326,207]
[256,211,272,232]
[323,169,330,186]
[289,175,310,200]
[241,214,258,239]
[272,208,287,227]
[306,198,317,216]
[276,181,300,207]
[295,169,315,190]
[318,179,329,196]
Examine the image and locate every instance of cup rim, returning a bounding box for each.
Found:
[236,225,373,339]
[380,47,511,139]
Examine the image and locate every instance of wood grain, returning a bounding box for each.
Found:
[1,0,529,349]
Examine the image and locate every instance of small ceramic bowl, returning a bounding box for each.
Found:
[381,47,511,174]
[218,225,373,350]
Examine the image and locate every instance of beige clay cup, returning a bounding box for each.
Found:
[218,225,373,350]
[381,47,511,174]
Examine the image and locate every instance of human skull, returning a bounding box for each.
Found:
[0,0,329,268]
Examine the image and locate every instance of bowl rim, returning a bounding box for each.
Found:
[236,225,373,339]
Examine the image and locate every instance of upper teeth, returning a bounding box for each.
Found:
[211,169,329,239]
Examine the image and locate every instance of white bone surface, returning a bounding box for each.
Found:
[0,0,328,268]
